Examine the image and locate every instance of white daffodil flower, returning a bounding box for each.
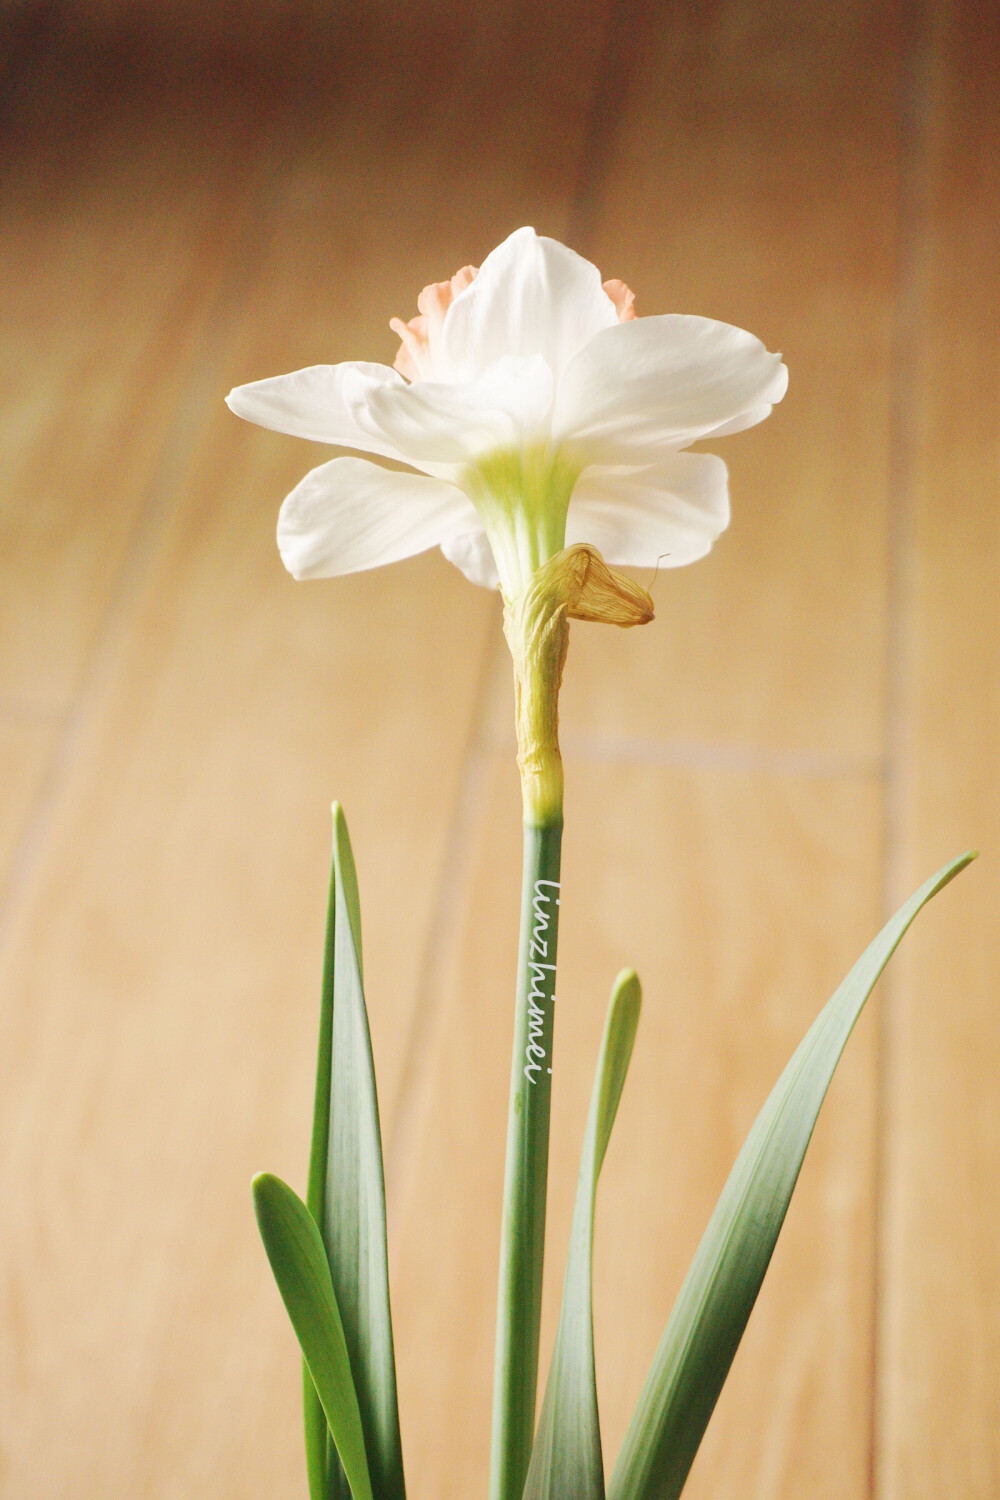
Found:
[226,226,787,602]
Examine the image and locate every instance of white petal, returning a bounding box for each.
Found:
[343,354,553,466]
[566,452,730,568]
[439,529,500,589]
[277,457,481,579]
[442,227,618,383]
[553,315,788,461]
[700,403,775,438]
[226,362,407,461]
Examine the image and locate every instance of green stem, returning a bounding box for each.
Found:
[490,817,564,1500]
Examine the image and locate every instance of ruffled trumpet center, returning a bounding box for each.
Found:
[601,277,637,322]
[390,266,637,383]
[390,265,479,381]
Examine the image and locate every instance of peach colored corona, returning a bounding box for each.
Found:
[390,266,637,382]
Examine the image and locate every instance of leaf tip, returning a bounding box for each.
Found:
[611,966,642,1017]
[936,848,978,892]
[251,1170,279,1214]
[251,1171,301,1234]
[331,801,358,866]
[331,802,361,876]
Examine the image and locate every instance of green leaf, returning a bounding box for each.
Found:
[609,850,975,1500]
[302,828,338,1494]
[524,969,642,1500]
[252,1173,374,1500]
[304,822,341,1500]
[309,804,405,1500]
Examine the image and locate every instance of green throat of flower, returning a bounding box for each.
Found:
[461,444,582,600]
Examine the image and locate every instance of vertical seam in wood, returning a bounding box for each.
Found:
[564,0,660,252]
[872,1,934,1494]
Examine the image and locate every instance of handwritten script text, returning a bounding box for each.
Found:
[524,878,560,1084]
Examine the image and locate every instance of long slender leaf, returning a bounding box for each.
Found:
[609,850,975,1500]
[253,1173,373,1500]
[304,827,342,1500]
[300,805,402,1500]
[523,970,642,1500]
[319,804,405,1500]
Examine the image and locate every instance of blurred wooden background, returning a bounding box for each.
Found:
[0,0,996,1495]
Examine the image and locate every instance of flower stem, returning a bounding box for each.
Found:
[489,815,563,1500]
[489,540,649,1500]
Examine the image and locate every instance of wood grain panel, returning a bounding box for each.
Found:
[392,752,882,1500]
[559,0,902,761]
[878,4,1000,1494]
[4,4,994,1497]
